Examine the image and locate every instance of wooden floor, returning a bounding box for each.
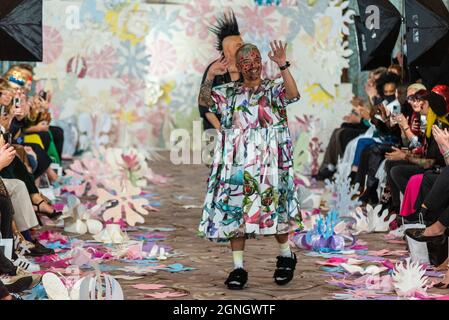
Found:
[117,151,411,300]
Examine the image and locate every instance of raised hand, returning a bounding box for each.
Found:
[268,40,287,67]
[207,58,229,80]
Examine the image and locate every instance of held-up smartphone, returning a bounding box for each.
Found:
[39,90,47,101]
[13,97,21,108]
[2,133,12,145]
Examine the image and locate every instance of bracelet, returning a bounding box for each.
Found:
[403,127,410,132]
[279,61,291,71]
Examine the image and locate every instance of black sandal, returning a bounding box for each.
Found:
[434,282,449,289]
[32,200,62,221]
[225,268,248,290]
[274,253,297,285]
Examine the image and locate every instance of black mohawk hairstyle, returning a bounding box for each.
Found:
[209,10,241,52]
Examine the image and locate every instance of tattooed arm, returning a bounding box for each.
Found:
[198,79,214,108]
[404,154,436,169]
[198,59,229,130]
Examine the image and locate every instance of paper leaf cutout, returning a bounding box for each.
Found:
[113,275,144,281]
[145,291,187,299]
[340,264,387,275]
[132,284,166,290]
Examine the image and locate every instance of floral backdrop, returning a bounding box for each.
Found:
[34,0,354,176]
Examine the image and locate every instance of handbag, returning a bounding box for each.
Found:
[405,213,448,266]
[405,213,430,265]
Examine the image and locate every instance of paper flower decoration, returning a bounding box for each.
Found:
[79,271,124,300]
[42,272,82,300]
[63,194,103,235]
[93,223,128,244]
[365,204,396,233]
[105,147,160,187]
[64,156,109,197]
[392,258,429,297]
[349,207,370,235]
[325,160,361,218]
[116,240,144,260]
[292,209,355,252]
[77,112,111,151]
[340,264,388,276]
[97,179,149,226]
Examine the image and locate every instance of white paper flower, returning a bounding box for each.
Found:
[366,204,396,233]
[349,207,370,235]
[392,258,429,297]
[62,195,103,235]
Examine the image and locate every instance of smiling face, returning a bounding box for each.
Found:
[236,44,262,82]
[0,88,13,106]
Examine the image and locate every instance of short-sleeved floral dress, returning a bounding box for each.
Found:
[198,78,302,242]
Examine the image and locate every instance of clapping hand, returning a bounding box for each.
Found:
[385,146,407,161]
[433,125,449,150]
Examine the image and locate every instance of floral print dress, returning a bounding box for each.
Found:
[198,78,302,242]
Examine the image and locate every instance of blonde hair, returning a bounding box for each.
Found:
[408,83,427,92]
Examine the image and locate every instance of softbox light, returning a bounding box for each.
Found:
[355,0,402,71]
[405,0,449,67]
[0,0,43,61]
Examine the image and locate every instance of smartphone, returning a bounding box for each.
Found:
[2,133,12,145]
[13,97,21,108]
[39,90,47,101]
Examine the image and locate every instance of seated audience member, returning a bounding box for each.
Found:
[4,66,59,182]
[356,84,426,204]
[315,68,388,180]
[348,73,402,180]
[386,91,449,214]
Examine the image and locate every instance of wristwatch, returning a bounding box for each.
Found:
[279,61,291,71]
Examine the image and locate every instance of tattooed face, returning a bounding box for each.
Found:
[236,45,262,82]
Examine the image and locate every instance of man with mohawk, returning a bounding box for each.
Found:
[198,11,243,131]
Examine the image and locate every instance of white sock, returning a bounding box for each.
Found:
[232,251,244,269]
[279,242,292,257]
